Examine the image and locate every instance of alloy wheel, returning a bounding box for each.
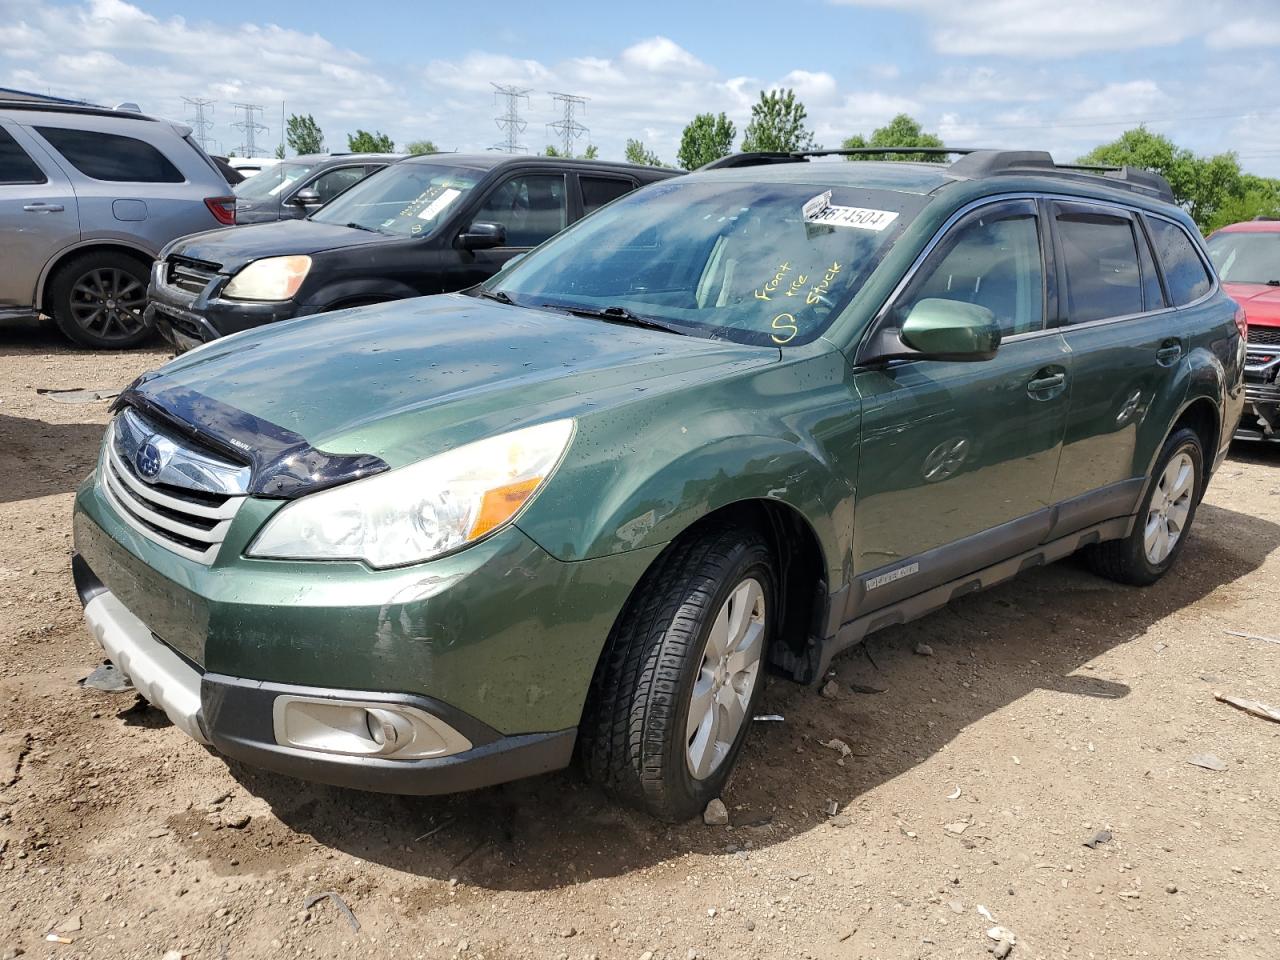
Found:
[1143,451,1195,564]
[69,268,147,342]
[685,577,766,780]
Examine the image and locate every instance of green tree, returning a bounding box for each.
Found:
[286,113,324,155]
[625,138,665,167]
[677,112,736,170]
[583,144,599,160]
[544,144,563,157]
[347,129,395,153]
[1204,174,1280,232]
[405,139,438,155]
[841,114,945,162]
[740,89,817,153]
[1077,127,1243,231]
[273,143,285,159]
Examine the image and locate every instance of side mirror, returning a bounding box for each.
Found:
[457,221,507,251]
[861,298,1001,364]
[292,187,322,207]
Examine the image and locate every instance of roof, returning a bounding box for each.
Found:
[694,159,957,196]
[289,152,406,164]
[402,153,680,177]
[1213,219,1280,234]
[0,99,159,122]
[0,87,91,106]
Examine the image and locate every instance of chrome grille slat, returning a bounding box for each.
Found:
[164,256,220,296]
[1248,327,1280,347]
[98,413,247,565]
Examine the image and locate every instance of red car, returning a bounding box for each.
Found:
[1206,219,1280,440]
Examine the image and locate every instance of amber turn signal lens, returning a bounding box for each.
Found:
[468,477,544,540]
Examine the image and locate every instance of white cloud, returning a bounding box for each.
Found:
[832,0,1214,56]
[1206,17,1280,50]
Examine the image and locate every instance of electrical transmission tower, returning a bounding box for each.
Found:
[491,83,531,153]
[182,97,215,152]
[547,92,589,158]
[231,102,268,157]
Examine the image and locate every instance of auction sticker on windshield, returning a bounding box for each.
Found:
[803,191,899,231]
[418,188,462,221]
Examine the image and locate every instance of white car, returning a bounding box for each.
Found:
[227,156,279,178]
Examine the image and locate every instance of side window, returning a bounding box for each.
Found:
[35,126,183,183]
[581,176,636,216]
[1056,211,1143,323]
[893,203,1044,337]
[310,166,365,204]
[1135,221,1167,311]
[0,126,47,185]
[1146,216,1213,306]
[471,174,567,247]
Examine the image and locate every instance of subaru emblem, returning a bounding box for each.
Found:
[135,437,164,481]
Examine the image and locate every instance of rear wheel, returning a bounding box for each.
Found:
[49,252,153,349]
[1088,427,1204,585]
[579,525,775,821]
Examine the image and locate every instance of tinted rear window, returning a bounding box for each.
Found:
[1057,213,1143,323]
[581,176,636,215]
[1147,217,1212,305]
[0,127,46,185]
[36,126,184,183]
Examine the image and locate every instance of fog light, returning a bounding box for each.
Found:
[272,696,472,760]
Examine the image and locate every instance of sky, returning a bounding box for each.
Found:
[2,0,1279,175]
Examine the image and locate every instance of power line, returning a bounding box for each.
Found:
[547,91,589,158]
[182,96,215,152]
[491,83,531,153]
[231,102,268,157]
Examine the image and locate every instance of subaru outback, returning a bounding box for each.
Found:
[72,148,1244,820]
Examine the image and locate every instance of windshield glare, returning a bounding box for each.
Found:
[310,162,482,236]
[488,178,927,346]
[233,162,315,201]
[1207,230,1280,285]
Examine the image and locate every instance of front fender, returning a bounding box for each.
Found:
[302,278,424,309]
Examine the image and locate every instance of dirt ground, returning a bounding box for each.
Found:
[1,323,1278,960]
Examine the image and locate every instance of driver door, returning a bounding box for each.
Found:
[451,172,568,289]
[847,198,1071,616]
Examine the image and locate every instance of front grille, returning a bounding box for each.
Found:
[1248,327,1280,346]
[98,413,248,565]
[165,256,220,296]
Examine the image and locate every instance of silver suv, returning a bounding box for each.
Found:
[0,101,234,349]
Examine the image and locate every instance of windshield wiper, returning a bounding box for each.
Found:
[541,303,687,336]
[476,288,515,304]
[342,222,378,233]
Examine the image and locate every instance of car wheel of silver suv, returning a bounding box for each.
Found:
[50,251,153,350]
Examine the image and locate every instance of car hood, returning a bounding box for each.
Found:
[1225,282,1280,326]
[167,219,389,272]
[125,294,777,477]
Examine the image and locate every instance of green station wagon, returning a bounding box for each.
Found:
[72,148,1245,820]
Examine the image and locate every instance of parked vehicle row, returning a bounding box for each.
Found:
[149,153,676,352]
[71,148,1245,819]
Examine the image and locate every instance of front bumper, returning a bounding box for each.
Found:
[147,266,311,353]
[1237,346,1280,441]
[73,553,576,794]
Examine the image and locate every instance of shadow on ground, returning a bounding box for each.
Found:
[221,498,1280,891]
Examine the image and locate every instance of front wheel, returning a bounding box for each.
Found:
[1087,427,1204,586]
[579,525,775,821]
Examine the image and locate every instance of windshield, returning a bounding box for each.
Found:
[486,177,928,346]
[233,161,315,201]
[1207,230,1280,285]
[310,162,483,237]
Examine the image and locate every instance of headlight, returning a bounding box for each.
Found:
[247,419,574,568]
[223,255,311,301]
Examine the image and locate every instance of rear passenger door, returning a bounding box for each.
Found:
[1047,200,1190,521]
[0,121,78,312]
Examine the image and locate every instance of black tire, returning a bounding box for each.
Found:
[579,524,776,821]
[49,251,153,349]
[1087,427,1205,586]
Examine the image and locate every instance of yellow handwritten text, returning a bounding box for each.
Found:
[805,262,843,306]
[770,312,799,344]
[753,262,792,302]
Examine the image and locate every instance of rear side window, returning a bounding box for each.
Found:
[581,176,635,216]
[1056,212,1143,323]
[1146,217,1212,306]
[0,127,46,184]
[35,126,184,183]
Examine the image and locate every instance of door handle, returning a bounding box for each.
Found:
[1027,371,1066,394]
[23,202,64,212]
[1156,342,1183,365]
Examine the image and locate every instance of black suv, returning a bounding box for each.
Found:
[231,153,404,224]
[148,154,678,352]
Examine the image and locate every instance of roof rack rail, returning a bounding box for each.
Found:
[701,146,1175,202]
[0,99,155,122]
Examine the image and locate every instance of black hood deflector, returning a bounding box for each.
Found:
[112,376,389,499]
